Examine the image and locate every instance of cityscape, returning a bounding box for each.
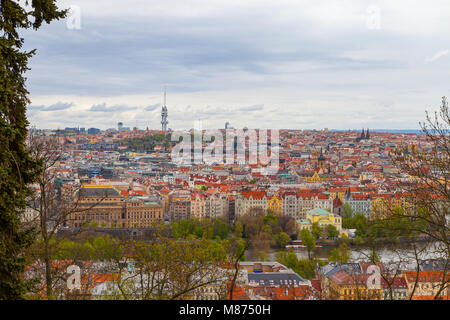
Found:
[0,0,449,312]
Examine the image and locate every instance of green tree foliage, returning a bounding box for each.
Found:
[344,207,426,244]
[273,232,290,248]
[257,250,268,261]
[299,229,315,260]
[275,251,316,280]
[233,221,243,238]
[311,222,322,240]
[121,133,172,152]
[368,249,380,263]
[0,0,66,299]
[169,218,229,240]
[263,214,278,225]
[328,242,351,264]
[212,220,229,240]
[238,213,297,258]
[342,203,354,227]
[343,213,369,238]
[261,224,272,234]
[326,225,340,239]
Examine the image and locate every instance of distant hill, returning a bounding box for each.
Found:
[329,129,424,134]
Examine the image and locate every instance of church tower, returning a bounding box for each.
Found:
[318,147,326,170]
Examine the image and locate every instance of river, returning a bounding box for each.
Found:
[246,241,447,268]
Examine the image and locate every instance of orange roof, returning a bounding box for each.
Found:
[404,270,450,283]
[242,191,266,200]
[411,296,450,300]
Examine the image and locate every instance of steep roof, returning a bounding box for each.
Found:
[242,191,267,200]
[248,272,307,286]
[77,185,120,197]
[307,208,332,216]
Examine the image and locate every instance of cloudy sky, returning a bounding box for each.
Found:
[21,0,450,130]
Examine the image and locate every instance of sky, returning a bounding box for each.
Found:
[19,0,450,130]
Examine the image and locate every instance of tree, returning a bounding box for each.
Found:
[342,203,355,229]
[326,225,340,239]
[233,221,243,238]
[328,242,350,264]
[299,229,315,260]
[228,237,248,300]
[239,213,264,238]
[249,232,272,260]
[101,235,233,300]
[0,0,66,299]
[257,250,268,261]
[342,203,354,219]
[353,213,369,237]
[275,250,316,280]
[390,97,450,299]
[311,222,322,240]
[273,232,290,248]
[212,219,228,240]
[263,214,278,225]
[26,131,114,299]
[278,216,298,237]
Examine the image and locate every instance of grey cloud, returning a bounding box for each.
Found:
[23,1,450,129]
[89,103,137,112]
[41,101,75,111]
[238,104,264,112]
[28,102,74,112]
[145,103,161,111]
[29,105,45,110]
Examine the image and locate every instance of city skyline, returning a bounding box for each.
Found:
[2,0,449,304]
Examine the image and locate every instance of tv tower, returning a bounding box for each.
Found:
[161,87,168,131]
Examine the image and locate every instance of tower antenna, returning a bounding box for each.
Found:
[161,86,168,131]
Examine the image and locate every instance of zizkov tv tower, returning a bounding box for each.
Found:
[161,87,168,131]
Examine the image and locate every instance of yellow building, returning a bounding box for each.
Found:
[297,208,343,235]
[267,195,282,215]
[370,195,401,220]
[306,171,322,183]
[328,189,345,201]
[328,272,382,300]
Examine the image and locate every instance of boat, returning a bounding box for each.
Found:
[285,244,306,249]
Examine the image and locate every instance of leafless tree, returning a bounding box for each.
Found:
[389,96,450,299]
[26,130,107,299]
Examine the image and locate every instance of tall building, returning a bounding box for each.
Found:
[356,128,370,142]
[67,185,163,228]
[317,147,326,170]
[161,87,168,131]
